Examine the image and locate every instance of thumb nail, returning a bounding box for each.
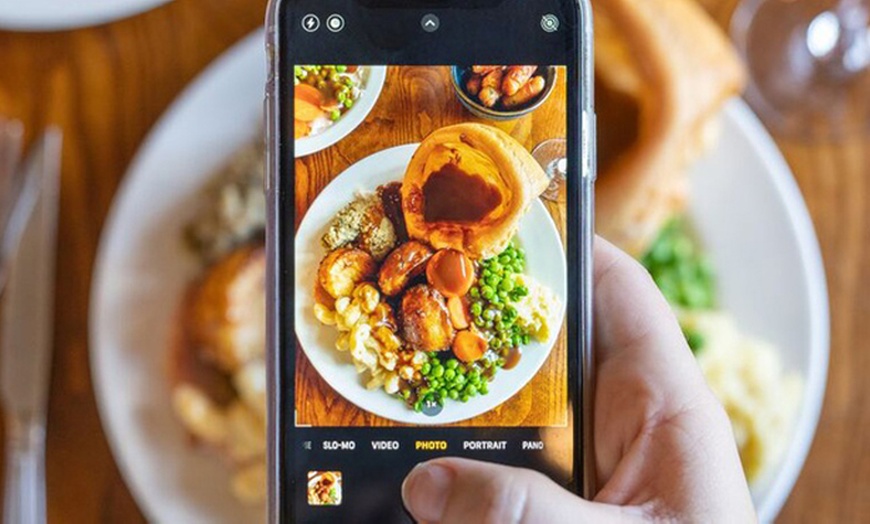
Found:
[402,462,454,522]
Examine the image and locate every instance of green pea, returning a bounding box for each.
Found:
[497,358,506,367]
[432,365,444,378]
[344,99,354,109]
[449,389,459,400]
[490,295,501,305]
[486,275,500,288]
[474,317,485,327]
[483,308,496,320]
[414,401,423,412]
[470,287,480,298]
[482,287,495,300]
[330,110,341,121]
[498,290,509,300]
[336,65,348,72]
[480,382,489,395]
[421,362,431,376]
[522,334,531,345]
[401,389,411,400]
[460,394,470,403]
[471,302,483,316]
[482,269,492,278]
[446,359,459,370]
[490,338,503,349]
[444,368,456,381]
[466,384,478,396]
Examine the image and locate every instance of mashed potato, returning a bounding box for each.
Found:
[680,310,803,482]
[513,274,562,342]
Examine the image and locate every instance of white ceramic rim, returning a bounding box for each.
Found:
[0,0,172,31]
[723,100,830,523]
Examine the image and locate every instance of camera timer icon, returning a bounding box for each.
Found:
[541,14,560,33]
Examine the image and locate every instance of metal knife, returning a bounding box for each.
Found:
[0,129,62,524]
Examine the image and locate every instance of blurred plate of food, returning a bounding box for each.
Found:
[593,0,828,520]
[294,142,566,425]
[0,0,171,31]
[293,65,386,158]
[90,31,267,523]
[90,0,829,520]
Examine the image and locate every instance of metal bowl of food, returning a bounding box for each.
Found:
[451,65,558,121]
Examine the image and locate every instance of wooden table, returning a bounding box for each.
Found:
[0,0,867,521]
[294,66,568,428]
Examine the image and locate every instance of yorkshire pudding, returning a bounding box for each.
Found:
[402,123,549,259]
[594,0,746,256]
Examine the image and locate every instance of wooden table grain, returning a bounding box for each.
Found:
[0,0,867,521]
[294,66,568,428]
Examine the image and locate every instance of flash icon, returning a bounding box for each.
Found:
[302,14,320,33]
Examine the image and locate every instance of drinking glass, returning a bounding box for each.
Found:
[731,0,870,139]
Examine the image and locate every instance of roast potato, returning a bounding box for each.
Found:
[378,241,433,296]
[401,284,455,352]
[184,244,267,374]
[318,247,377,299]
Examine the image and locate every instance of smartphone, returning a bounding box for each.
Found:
[266,1,594,522]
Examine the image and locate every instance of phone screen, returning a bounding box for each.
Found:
[270,2,592,522]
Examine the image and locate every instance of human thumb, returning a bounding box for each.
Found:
[401,457,644,523]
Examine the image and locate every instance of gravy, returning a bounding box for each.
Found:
[422,163,502,223]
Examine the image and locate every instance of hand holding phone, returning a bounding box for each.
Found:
[266,2,594,522]
[400,239,755,523]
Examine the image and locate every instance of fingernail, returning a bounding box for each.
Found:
[402,462,453,522]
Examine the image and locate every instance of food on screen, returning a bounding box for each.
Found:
[311,123,563,413]
[294,65,366,139]
[460,65,548,110]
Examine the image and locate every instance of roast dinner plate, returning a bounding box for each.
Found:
[0,0,171,31]
[90,31,827,522]
[294,144,567,425]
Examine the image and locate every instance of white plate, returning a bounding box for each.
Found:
[294,144,567,425]
[688,100,828,522]
[295,67,387,158]
[0,0,171,31]
[90,31,828,522]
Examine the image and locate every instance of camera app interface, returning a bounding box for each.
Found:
[292,64,571,522]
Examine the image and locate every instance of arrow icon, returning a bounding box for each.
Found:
[421,14,440,32]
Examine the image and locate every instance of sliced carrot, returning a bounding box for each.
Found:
[453,330,487,363]
[295,99,325,122]
[295,84,325,107]
[447,296,469,330]
[294,119,310,139]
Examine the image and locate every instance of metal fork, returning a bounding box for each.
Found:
[0,118,39,294]
[0,122,62,524]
